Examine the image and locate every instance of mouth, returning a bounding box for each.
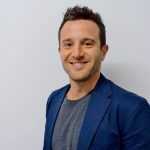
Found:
[69,61,88,70]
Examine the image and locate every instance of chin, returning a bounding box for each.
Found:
[69,73,92,82]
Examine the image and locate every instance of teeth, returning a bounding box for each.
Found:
[73,62,84,70]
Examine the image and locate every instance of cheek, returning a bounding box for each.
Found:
[89,50,101,60]
[59,51,66,59]
[60,52,70,62]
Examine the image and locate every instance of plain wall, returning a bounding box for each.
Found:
[0,0,150,149]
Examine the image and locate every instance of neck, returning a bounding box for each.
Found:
[67,72,100,101]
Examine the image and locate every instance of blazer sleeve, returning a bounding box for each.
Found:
[121,99,150,150]
[43,91,56,150]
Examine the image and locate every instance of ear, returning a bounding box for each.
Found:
[100,44,108,61]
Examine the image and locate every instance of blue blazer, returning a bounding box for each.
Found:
[43,74,150,150]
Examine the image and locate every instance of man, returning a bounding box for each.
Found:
[43,6,150,150]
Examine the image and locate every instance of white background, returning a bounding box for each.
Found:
[0,0,150,149]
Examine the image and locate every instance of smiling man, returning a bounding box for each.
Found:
[59,19,108,99]
[43,6,150,150]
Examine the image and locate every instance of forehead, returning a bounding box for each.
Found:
[60,20,100,41]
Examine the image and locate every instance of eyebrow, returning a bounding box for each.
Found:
[81,38,96,43]
[62,39,72,43]
[62,38,95,43]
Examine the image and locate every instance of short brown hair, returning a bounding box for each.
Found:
[58,6,106,46]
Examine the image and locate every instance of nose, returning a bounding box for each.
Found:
[72,44,84,59]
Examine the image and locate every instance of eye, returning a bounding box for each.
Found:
[85,42,92,46]
[63,42,73,48]
[84,41,94,47]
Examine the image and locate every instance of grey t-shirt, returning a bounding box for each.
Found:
[52,93,91,150]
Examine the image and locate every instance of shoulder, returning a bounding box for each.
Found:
[47,84,69,103]
[107,79,149,108]
[46,84,70,110]
[107,79,150,129]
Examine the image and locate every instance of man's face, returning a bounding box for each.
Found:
[59,20,108,82]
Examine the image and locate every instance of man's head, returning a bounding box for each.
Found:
[58,6,106,47]
[58,6,108,82]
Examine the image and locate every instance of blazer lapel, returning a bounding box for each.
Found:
[45,85,70,150]
[77,74,112,150]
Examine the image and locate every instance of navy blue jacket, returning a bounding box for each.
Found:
[43,74,150,150]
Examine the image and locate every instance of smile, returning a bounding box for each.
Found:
[70,62,88,70]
